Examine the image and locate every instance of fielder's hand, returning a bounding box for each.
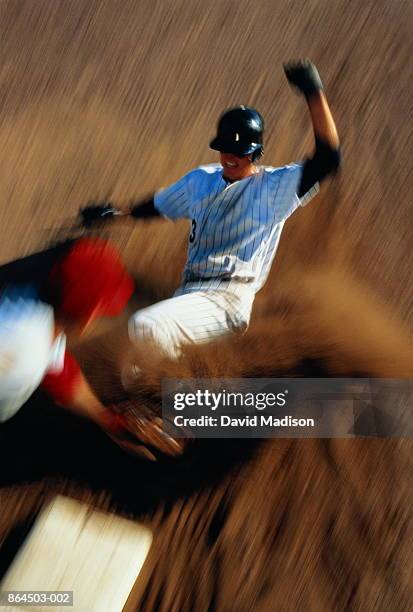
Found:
[105,402,187,460]
[99,408,161,460]
[80,202,123,228]
[283,59,323,97]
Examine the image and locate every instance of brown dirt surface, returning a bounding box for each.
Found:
[0,1,412,611]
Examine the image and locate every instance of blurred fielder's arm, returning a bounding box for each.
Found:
[41,351,184,458]
[41,351,127,437]
[284,59,341,197]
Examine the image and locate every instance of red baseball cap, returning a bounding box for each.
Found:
[49,238,134,322]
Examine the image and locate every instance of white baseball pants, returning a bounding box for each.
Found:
[129,284,255,360]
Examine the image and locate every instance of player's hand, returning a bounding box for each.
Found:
[99,408,159,460]
[283,59,324,97]
[104,402,187,459]
[80,202,123,228]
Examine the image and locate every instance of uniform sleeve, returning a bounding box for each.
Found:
[267,163,312,221]
[41,350,82,405]
[153,171,194,220]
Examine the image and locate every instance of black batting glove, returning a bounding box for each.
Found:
[283,59,324,97]
[80,202,121,228]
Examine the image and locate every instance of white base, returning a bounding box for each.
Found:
[1,496,152,612]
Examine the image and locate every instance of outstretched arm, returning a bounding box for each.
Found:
[80,195,160,227]
[41,351,183,457]
[129,196,159,219]
[284,60,341,198]
[41,351,126,435]
[80,168,194,227]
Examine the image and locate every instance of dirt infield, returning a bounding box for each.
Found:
[0,1,412,610]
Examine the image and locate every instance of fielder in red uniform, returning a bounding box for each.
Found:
[0,237,134,442]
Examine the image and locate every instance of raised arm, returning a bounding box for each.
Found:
[284,59,341,198]
[306,91,339,149]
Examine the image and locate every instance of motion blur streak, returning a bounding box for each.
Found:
[0,1,412,611]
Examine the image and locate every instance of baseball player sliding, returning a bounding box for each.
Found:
[82,60,341,363]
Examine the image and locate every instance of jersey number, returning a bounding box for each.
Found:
[189,219,197,243]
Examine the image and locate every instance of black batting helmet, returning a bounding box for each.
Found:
[209,106,264,159]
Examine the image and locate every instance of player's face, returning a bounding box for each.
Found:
[220,152,255,181]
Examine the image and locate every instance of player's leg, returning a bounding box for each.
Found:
[120,290,253,451]
[128,290,252,360]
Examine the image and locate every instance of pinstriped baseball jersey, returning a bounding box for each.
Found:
[154,163,318,293]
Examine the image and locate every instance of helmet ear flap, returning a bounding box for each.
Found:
[252,146,263,162]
